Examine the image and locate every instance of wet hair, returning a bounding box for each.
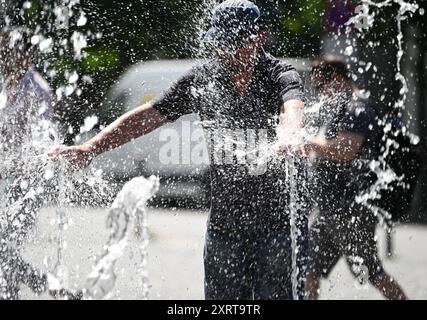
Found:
[311,55,352,82]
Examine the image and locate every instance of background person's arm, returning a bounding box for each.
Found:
[305,132,365,161]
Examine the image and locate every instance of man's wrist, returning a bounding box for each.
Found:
[304,137,324,155]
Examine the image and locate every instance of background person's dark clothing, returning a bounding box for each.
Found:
[309,203,384,282]
[312,94,380,210]
[152,51,307,299]
[308,94,385,282]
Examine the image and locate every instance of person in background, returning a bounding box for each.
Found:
[304,55,407,300]
[0,27,79,300]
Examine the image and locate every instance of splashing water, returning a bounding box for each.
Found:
[0,1,116,299]
[0,113,157,299]
[0,109,116,296]
[0,115,115,298]
[84,176,159,300]
[286,156,309,300]
[346,0,423,226]
[348,0,420,111]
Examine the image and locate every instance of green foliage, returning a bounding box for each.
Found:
[22,0,40,19]
[276,0,325,57]
[281,0,325,32]
[82,48,120,72]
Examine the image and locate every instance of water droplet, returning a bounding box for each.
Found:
[77,14,87,26]
[44,169,54,180]
[39,38,53,52]
[69,71,79,84]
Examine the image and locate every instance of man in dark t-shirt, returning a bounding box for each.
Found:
[304,56,407,300]
[153,47,307,300]
[50,0,308,299]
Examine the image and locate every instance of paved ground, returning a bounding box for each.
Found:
[20,207,427,300]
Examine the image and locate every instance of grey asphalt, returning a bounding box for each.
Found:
[20,207,427,300]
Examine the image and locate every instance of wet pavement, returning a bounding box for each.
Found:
[21,207,427,300]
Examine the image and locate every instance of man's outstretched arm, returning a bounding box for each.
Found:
[48,102,170,168]
[83,102,169,156]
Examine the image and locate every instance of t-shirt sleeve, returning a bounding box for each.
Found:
[151,69,198,122]
[273,62,305,104]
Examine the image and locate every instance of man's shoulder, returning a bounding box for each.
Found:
[258,52,301,88]
[260,52,298,74]
[171,60,214,86]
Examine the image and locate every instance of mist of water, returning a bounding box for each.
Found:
[84,176,159,300]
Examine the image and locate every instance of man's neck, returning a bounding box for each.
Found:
[230,66,255,97]
[228,53,260,97]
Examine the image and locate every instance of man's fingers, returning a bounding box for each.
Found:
[48,147,67,160]
[48,148,76,167]
[273,143,288,155]
[47,146,91,171]
[47,150,60,161]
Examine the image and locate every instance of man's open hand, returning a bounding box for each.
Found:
[273,140,308,159]
[48,144,95,170]
[276,99,308,158]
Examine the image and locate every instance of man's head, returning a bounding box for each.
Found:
[203,0,266,71]
[310,55,353,95]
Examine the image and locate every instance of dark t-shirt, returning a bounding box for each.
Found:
[312,94,380,211]
[153,51,303,121]
[152,51,305,231]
